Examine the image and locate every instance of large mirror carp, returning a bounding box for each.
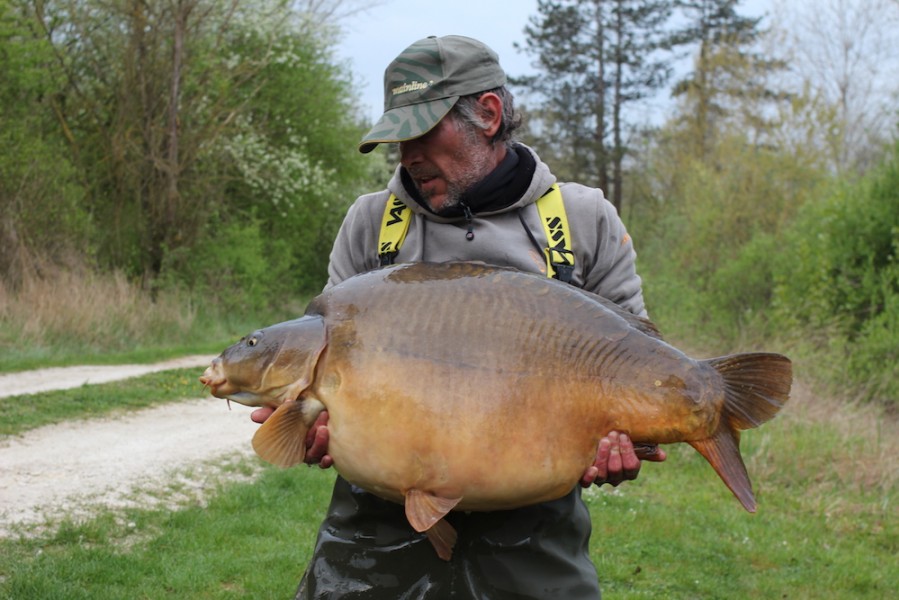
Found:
[201,261,792,560]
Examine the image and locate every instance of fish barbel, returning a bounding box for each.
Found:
[200,261,792,560]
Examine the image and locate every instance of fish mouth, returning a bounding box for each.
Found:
[199,364,226,397]
[200,362,245,403]
[200,376,267,408]
[199,370,283,409]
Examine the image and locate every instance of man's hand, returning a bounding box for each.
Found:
[579,431,667,488]
[251,407,333,469]
[303,411,333,468]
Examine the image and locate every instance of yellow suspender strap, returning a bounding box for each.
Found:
[536,184,575,283]
[377,187,574,282]
[378,194,412,266]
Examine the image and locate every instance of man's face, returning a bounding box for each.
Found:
[399,113,497,213]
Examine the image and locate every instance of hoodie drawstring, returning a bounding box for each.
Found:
[461,203,475,241]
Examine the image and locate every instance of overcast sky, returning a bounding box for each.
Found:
[336,0,772,125]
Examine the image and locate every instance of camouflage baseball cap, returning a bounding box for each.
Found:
[358,35,507,153]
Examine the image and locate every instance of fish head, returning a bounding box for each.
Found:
[200,315,327,409]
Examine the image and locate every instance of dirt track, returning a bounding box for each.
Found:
[0,357,261,536]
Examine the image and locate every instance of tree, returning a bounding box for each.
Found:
[0,0,89,287]
[516,1,608,188]
[516,0,673,211]
[667,0,774,160]
[773,0,899,174]
[627,3,823,340]
[30,0,375,297]
[34,0,260,279]
[607,0,671,209]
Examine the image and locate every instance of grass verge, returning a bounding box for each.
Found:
[1,381,896,598]
[0,465,336,599]
[0,267,305,373]
[1,442,894,598]
[0,369,208,437]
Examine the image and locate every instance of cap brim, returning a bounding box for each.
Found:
[358,97,458,153]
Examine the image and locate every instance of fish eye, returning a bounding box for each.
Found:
[247,337,258,347]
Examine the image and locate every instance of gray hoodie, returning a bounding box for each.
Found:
[325,144,646,318]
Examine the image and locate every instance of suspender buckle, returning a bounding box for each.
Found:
[548,245,575,283]
[379,250,398,266]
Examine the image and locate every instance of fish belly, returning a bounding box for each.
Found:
[317,354,611,511]
[309,262,717,510]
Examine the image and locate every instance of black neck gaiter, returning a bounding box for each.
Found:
[400,144,537,218]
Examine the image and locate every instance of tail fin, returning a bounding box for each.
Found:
[690,353,792,512]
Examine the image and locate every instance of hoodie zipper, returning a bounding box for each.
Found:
[461,203,475,241]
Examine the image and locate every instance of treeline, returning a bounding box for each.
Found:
[514,0,898,404]
[0,0,383,309]
[1,0,897,402]
[633,131,899,405]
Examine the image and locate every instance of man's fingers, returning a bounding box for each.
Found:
[250,406,274,424]
[634,443,667,462]
[587,432,665,488]
[618,433,641,480]
[594,437,612,479]
[306,425,329,462]
[581,436,613,486]
[305,414,333,469]
[605,432,624,485]
[303,410,330,447]
[580,465,599,488]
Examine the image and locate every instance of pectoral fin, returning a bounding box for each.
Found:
[405,489,462,562]
[252,401,309,467]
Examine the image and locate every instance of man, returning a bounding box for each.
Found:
[253,35,667,598]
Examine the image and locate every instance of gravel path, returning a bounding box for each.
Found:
[0,355,218,399]
[0,357,261,536]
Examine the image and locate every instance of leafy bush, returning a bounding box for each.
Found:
[771,141,899,401]
[162,217,296,315]
[632,124,896,406]
[0,2,92,285]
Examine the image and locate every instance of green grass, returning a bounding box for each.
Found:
[586,447,896,598]
[1,441,894,599]
[1,376,895,598]
[0,369,209,436]
[0,465,336,599]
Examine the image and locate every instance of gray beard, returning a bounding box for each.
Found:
[424,181,466,212]
[419,132,495,212]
